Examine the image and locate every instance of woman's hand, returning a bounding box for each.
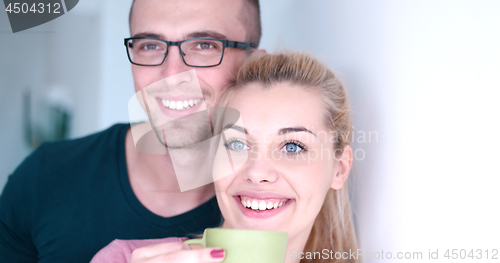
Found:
[129,241,225,263]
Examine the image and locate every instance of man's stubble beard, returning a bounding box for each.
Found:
[151,112,212,149]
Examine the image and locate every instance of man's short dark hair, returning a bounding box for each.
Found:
[129,0,262,47]
[239,0,261,46]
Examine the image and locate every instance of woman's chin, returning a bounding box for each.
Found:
[227,223,285,233]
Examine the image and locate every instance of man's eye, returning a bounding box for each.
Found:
[225,140,249,151]
[281,143,303,153]
[144,44,158,50]
[138,43,162,51]
[196,42,214,49]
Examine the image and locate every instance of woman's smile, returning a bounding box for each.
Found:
[232,190,295,219]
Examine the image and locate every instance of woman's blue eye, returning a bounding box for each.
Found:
[232,141,245,150]
[226,140,249,151]
[283,143,303,153]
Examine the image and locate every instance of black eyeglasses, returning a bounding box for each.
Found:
[124,37,256,67]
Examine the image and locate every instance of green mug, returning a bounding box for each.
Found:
[184,228,288,263]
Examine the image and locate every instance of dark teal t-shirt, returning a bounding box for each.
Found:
[0,124,222,263]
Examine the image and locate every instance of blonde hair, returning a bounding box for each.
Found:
[220,52,359,263]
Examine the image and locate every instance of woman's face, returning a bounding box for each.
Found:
[214,82,350,243]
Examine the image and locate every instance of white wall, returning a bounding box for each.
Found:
[382,0,500,254]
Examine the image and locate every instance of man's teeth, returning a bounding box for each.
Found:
[241,198,287,211]
[161,99,202,111]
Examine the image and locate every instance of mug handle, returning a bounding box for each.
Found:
[184,238,205,247]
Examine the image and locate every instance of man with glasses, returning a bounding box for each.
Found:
[0,0,263,262]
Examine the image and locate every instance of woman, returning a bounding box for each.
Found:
[91,52,359,263]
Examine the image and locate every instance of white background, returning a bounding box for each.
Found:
[1,0,499,261]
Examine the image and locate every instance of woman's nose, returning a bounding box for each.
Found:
[241,152,279,184]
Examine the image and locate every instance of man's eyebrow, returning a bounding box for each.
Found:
[278,127,317,137]
[187,31,228,40]
[132,32,165,39]
[224,124,248,134]
[131,31,228,41]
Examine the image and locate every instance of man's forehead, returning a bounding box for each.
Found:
[130,0,246,40]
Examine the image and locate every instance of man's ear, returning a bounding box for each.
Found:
[252,48,267,55]
[330,145,353,190]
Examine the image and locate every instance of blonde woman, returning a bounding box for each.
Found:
[91,52,359,263]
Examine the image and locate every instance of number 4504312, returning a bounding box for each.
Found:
[443,249,498,260]
[5,3,61,14]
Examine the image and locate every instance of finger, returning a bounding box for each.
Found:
[187,243,204,250]
[131,241,187,259]
[152,247,225,263]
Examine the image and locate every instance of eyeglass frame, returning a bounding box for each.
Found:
[124,37,257,68]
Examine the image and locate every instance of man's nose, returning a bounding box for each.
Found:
[160,45,190,78]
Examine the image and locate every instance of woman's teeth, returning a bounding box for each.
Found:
[240,198,287,211]
[161,99,202,111]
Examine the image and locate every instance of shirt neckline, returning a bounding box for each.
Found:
[116,124,219,228]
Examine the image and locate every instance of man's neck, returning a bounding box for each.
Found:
[125,126,215,218]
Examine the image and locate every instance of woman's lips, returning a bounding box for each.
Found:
[239,195,290,210]
[235,195,293,219]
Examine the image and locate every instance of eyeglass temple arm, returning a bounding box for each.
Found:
[226,40,256,49]
[124,39,132,47]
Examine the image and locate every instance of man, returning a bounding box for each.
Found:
[0,0,263,262]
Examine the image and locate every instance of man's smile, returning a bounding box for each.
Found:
[160,98,203,111]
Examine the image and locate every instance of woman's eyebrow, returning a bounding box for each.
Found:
[224,125,248,134]
[278,127,317,137]
[223,125,317,137]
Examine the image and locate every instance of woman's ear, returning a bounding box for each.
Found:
[330,145,353,190]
